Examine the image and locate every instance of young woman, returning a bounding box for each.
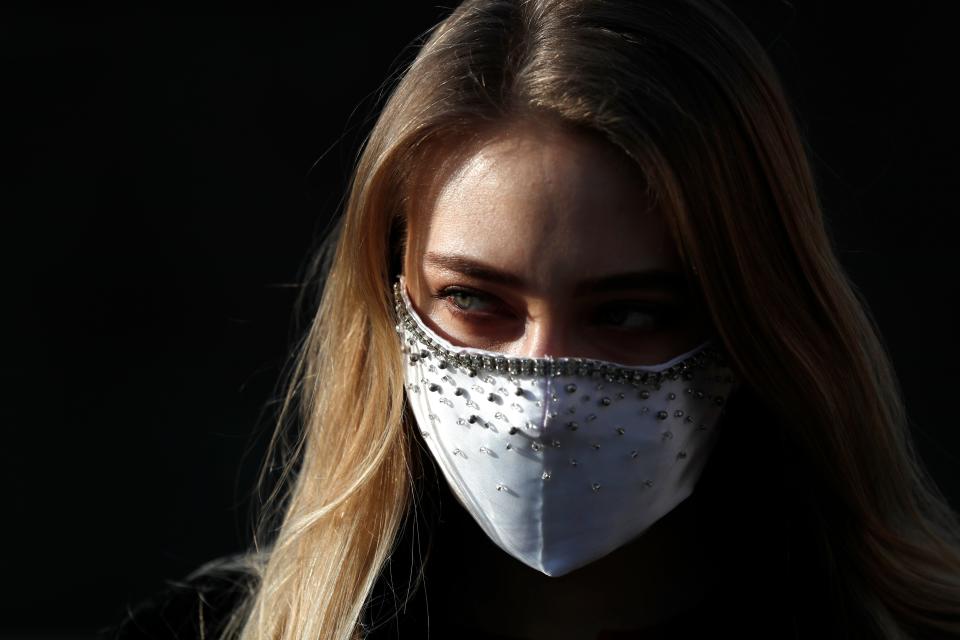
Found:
[110,0,960,638]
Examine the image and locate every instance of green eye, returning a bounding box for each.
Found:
[450,291,482,310]
[595,303,677,330]
[600,308,655,328]
[434,287,498,315]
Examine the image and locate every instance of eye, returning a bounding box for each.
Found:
[592,303,676,330]
[432,286,503,316]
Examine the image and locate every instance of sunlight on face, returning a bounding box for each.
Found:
[402,119,710,366]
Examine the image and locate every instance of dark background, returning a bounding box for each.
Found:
[2,3,958,638]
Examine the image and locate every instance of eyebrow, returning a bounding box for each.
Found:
[422,251,689,296]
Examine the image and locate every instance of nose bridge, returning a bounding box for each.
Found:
[519,311,568,359]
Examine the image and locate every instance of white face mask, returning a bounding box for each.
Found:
[394,276,739,577]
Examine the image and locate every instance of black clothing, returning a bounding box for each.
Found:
[103,389,862,639]
[103,558,727,639]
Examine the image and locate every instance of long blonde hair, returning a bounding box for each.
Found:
[200,1,960,638]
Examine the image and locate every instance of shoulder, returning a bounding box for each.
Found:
[102,555,256,640]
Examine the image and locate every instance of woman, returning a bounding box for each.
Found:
[110,0,960,638]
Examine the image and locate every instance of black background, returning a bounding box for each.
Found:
[2,3,958,638]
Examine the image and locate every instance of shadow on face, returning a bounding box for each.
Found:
[402,118,712,367]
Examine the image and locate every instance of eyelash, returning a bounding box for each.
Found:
[431,286,677,329]
[431,287,501,318]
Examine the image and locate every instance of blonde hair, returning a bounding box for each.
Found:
[197,1,960,638]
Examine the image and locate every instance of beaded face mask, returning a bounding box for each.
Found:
[394,275,739,577]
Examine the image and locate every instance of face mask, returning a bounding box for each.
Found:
[393,276,739,577]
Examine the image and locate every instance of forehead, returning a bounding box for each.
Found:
[403,122,681,293]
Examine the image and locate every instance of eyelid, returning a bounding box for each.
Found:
[431,287,683,325]
[599,302,673,314]
[589,301,682,329]
[596,309,665,331]
[432,286,508,316]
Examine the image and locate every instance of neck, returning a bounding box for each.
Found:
[427,488,709,640]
